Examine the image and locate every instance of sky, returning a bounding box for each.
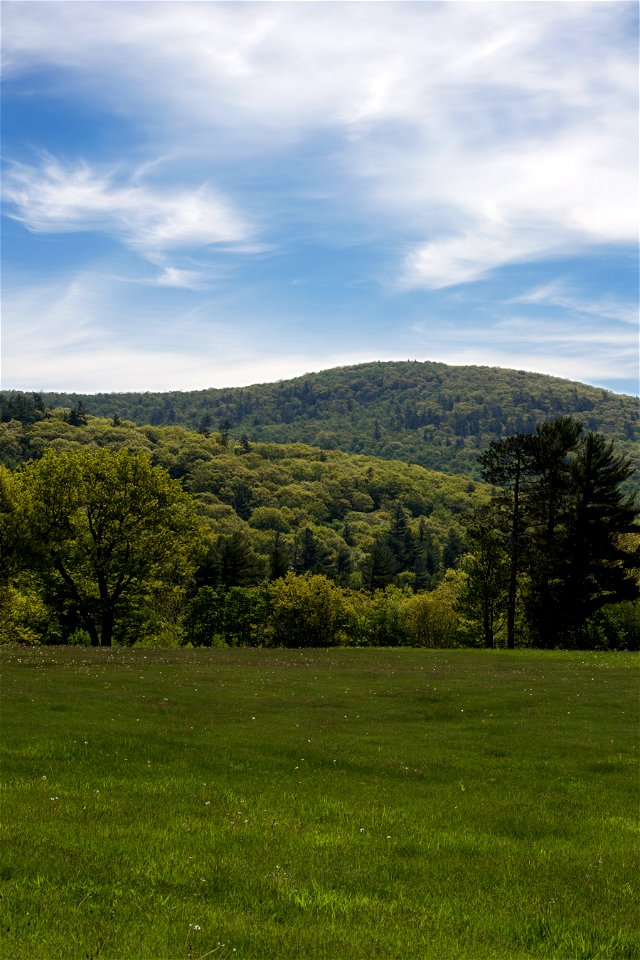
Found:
[1,1,638,396]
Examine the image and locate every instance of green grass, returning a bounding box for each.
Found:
[1,647,638,960]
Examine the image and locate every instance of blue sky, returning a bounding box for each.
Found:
[1,1,638,395]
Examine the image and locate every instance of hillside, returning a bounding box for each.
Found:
[0,413,483,592]
[32,361,638,479]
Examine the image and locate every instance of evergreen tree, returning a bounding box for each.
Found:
[387,502,416,571]
[459,504,509,648]
[557,432,639,644]
[479,433,535,648]
[67,401,88,426]
[215,532,264,587]
[476,417,638,648]
[218,417,231,446]
[335,545,352,585]
[198,414,212,437]
[361,536,397,592]
[525,417,583,647]
[268,531,290,580]
[294,527,332,575]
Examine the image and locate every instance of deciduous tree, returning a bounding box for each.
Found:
[19,448,198,646]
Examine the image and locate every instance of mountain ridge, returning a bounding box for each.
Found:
[9,360,639,480]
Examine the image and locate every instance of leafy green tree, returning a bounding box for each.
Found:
[0,466,31,641]
[406,571,463,647]
[0,466,24,586]
[18,448,198,646]
[459,505,509,648]
[183,585,259,647]
[183,586,225,647]
[265,572,349,646]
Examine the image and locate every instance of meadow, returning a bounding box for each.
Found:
[1,646,638,960]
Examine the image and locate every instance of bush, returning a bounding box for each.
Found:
[264,572,350,647]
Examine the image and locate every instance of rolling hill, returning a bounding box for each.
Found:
[33,361,638,479]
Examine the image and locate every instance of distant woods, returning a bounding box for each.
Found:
[21,360,639,480]
[0,392,637,650]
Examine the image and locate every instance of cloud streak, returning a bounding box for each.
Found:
[2,2,637,394]
[1,269,385,392]
[3,156,253,287]
[3,2,637,288]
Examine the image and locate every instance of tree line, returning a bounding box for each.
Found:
[463,418,638,648]
[0,417,637,650]
[13,359,637,480]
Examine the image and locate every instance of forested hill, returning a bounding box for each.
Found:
[22,361,640,478]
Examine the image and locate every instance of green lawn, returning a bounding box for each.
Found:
[1,646,638,959]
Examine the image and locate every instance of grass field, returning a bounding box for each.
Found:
[1,646,638,960]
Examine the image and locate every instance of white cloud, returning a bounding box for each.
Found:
[1,1,637,394]
[2,156,253,283]
[408,314,639,391]
[510,281,639,326]
[3,2,637,289]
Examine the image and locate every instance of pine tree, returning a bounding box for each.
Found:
[558,432,639,644]
[479,433,535,648]
[525,417,583,647]
[268,531,290,580]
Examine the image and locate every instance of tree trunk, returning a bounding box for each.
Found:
[100,606,115,647]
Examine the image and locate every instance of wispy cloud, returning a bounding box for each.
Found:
[408,313,639,389]
[3,2,636,289]
[0,270,384,392]
[2,156,253,287]
[510,281,639,326]
[2,1,637,394]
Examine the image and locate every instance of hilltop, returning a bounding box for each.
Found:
[34,361,638,478]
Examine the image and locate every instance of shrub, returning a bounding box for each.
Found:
[264,572,350,647]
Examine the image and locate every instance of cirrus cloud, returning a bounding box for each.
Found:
[3,155,254,287]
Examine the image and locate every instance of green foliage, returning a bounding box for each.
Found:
[0,391,46,426]
[2,407,637,651]
[0,413,477,594]
[263,572,350,647]
[467,419,640,648]
[0,465,24,585]
[27,360,638,481]
[15,448,199,646]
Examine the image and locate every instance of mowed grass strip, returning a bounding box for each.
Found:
[1,647,638,960]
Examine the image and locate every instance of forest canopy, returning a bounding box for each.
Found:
[0,402,637,650]
[11,360,637,481]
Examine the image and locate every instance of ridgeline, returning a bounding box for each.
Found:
[26,360,638,480]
